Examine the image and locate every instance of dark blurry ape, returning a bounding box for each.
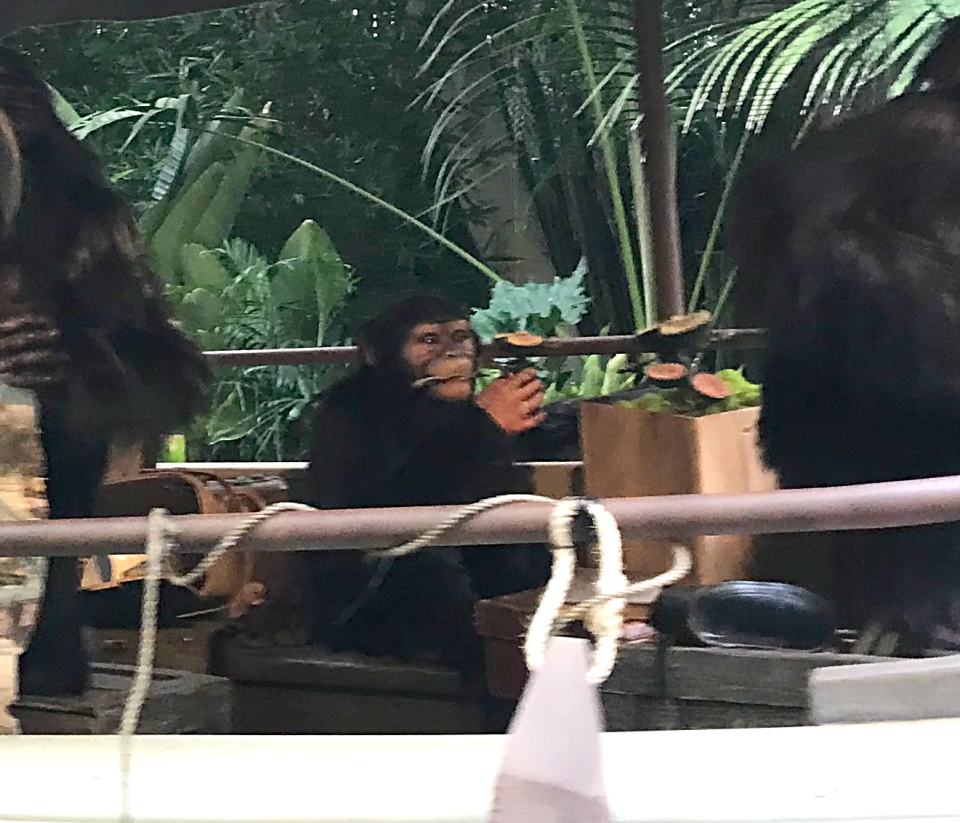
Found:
[0,48,210,696]
[303,295,551,681]
[727,17,960,653]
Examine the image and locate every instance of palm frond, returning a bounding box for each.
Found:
[678,0,960,133]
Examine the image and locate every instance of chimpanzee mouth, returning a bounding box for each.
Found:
[411,372,476,389]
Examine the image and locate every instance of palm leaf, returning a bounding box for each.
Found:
[678,1,960,134]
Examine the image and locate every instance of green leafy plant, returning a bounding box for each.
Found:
[673,1,958,137]
[181,222,355,460]
[469,261,634,401]
[470,258,590,341]
[624,367,762,417]
[414,0,758,332]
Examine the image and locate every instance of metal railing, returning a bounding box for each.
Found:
[202,328,767,368]
[0,474,959,558]
[0,327,954,560]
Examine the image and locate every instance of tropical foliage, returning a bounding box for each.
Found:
[676,1,959,136]
[12,0,960,458]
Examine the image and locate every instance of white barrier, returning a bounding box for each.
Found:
[0,721,956,823]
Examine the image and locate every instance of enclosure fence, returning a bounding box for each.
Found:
[0,327,956,558]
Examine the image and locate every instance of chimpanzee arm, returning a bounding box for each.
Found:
[44,201,210,440]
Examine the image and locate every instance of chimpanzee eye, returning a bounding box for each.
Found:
[420,333,440,345]
[451,330,471,343]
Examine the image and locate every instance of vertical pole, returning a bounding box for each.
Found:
[633,0,685,319]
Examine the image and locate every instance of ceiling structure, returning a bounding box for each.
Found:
[0,0,269,39]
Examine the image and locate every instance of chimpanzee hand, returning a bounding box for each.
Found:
[0,314,66,390]
[476,368,547,434]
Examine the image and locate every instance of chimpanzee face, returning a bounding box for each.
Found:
[403,318,478,402]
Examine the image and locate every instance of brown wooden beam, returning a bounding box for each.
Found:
[633,0,685,319]
[0,0,272,38]
[203,328,768,368]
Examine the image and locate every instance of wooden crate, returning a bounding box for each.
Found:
[601,645,896,731]
[8,663,230,734]
[476,590,896,730]
[89,621,221,675]
[211,638,500,735]
[580,399,777,581]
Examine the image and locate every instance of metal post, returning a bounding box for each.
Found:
[633,0,685,318]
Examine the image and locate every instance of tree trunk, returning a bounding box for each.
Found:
[444,62,557,286]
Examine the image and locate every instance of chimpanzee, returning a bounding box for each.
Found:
[726,17,960,653]
[302,294,552,681]
[0,48,210,696]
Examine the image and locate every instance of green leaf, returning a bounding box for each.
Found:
[276,219,355,345]
[69,107,149,140]
[471,259,590,340]
[180,243,232,291]
[178,287,224,332]
[48,85,81,127]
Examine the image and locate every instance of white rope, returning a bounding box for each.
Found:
[524,498,693,684]
[117,502,315,823]
[116,495,693,819]
[377,494,557,558]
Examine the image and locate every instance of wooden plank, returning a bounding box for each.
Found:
[7,663,230,734]
[605,645,894,709]
[810,654,960,725]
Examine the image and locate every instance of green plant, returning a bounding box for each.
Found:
[673,2,958,136]
[51,85,275,285]
[470,258,589,340]
[469,261,634,401]
[414,0,757,332]
[183,222,355,461]
[624,367,762,417]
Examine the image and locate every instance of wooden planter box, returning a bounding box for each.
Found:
[475,588,650,701]
[476,591,896,730]
[580,399,777,581]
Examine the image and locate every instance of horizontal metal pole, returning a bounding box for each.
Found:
[2,474,960,558]
[152,461,582,476]
[203,328,767,369]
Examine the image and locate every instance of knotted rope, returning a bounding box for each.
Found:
[118,495,691,820]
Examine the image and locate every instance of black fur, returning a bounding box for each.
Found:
[0,48,210,696]
[727,18,960,651]
[303,295,551,681]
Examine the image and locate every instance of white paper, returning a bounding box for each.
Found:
[490,636,610,823]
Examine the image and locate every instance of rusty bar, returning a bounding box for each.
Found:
[204,329,767,368]
[3,475,960,558]
[633,0,685,318]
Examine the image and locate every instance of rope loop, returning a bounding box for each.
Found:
[525,497,693,684]
[115,495,693,820]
